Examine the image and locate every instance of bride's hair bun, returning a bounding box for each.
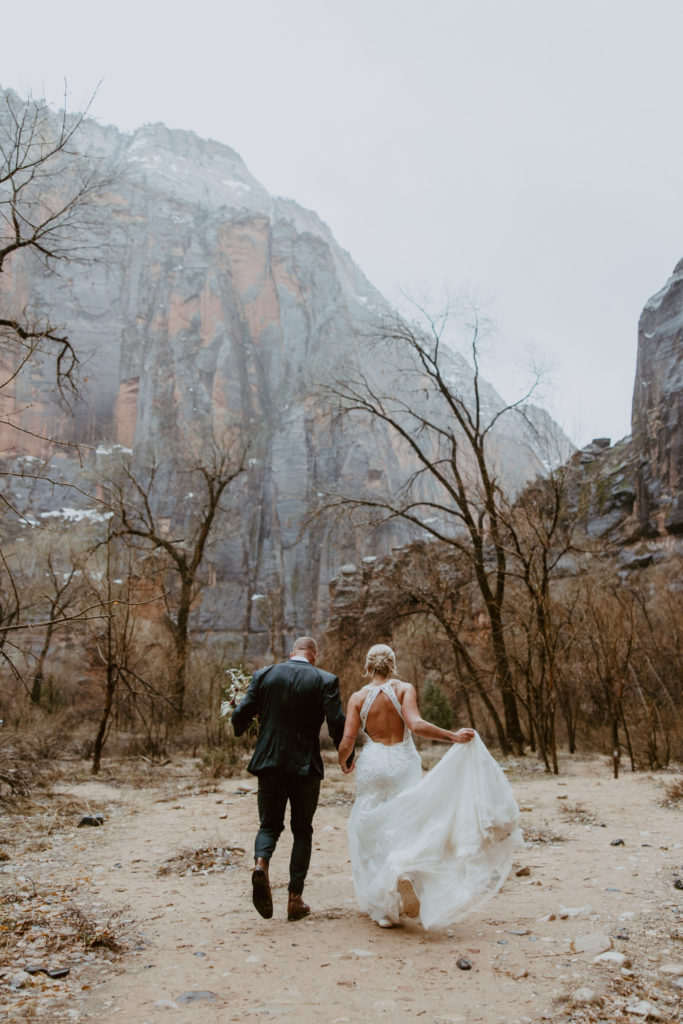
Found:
[364,643,397,679]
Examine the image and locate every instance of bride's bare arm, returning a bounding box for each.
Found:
[400,683,475,743]
[338,694,362,772]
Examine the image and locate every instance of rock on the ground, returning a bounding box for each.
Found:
[571,932,612,956]
[658,962,683,977]
[8,971,34,990]
[559,904,592,919]
[77,814,105,827]
[626,998,664,1019]
[176,990,218,1002]
[571,987,602,1006]
[593,951,630,968]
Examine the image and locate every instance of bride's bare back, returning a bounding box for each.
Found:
[361,681,408,745]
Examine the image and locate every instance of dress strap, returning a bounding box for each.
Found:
[380,681,404,719]
[359,682,408,738]
[359,686,381,730]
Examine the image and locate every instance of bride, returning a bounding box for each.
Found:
[338,644,523,929]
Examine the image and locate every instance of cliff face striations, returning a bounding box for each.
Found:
[0,100,561,656]
[632,260,683,537]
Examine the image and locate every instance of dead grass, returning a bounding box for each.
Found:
[559,801,604,826]
[660,775,683,808]
[1,882,131,963]
[156,843,246,876]
[523,825,567,844]
[62,905,127,953]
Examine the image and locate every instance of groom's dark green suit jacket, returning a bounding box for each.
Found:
[232,658,345,778]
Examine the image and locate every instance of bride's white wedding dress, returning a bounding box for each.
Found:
[347,682,524,929]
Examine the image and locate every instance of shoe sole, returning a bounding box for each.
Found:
[252,868,273,919]
[398,876,420,918]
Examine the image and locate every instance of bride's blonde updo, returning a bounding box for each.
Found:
[364,644,397,680]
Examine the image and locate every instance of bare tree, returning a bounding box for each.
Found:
[0,87,113,695]
[0,87,107,404]
[103,440,246,722]
[323,303,540,753]
[578,579,638,778]
[30,550,81,704]
[502,464,577,772]
[81,521,171,773]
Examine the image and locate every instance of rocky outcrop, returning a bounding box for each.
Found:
[0,97,565,658]
[632,260,683,536]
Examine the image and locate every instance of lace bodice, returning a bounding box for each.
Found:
[359,682,408,740]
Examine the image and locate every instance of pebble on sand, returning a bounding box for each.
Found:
[571,987,602,1006]
[658,962,683,977]
[77,814,105,828]
[592,951,630,968]
[625,998,664,1019]
[570,932,612,956]
[176,990,218,1003]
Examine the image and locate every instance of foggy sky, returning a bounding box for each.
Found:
[3,0,683,445]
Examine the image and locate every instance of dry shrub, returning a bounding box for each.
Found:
[0,732,55,805]
[661,775,683,807]
[0,703,89,805]
[63,905,127,952]
[200,738,250,778]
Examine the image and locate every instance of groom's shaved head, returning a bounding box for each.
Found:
[292,636,318,659]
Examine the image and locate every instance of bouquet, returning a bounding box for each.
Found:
[222,667,259,733]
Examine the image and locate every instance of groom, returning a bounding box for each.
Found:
[231,636,347,921]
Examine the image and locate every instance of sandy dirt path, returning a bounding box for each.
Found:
[2,752,682,1023]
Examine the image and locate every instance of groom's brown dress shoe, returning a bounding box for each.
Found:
[287,892,310,921]
[252,857,273,919]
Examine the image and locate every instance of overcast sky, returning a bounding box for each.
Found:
[3,0,682,445]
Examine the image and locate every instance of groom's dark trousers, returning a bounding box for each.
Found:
[232,657,345,894]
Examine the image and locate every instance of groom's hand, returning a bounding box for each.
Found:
[340,753,355,774]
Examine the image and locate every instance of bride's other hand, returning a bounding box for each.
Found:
[452,728,475,743]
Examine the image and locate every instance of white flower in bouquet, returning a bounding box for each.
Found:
[220,666,252,720]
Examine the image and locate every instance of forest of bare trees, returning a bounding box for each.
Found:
[320,303,683,775]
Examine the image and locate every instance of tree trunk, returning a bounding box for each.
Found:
[31,618,55,704]
[611,715,620,779]
[92,664,117,775]
[171,577,193,722]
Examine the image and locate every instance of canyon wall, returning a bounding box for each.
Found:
[0,99,566,658]
[632,260,683,537]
